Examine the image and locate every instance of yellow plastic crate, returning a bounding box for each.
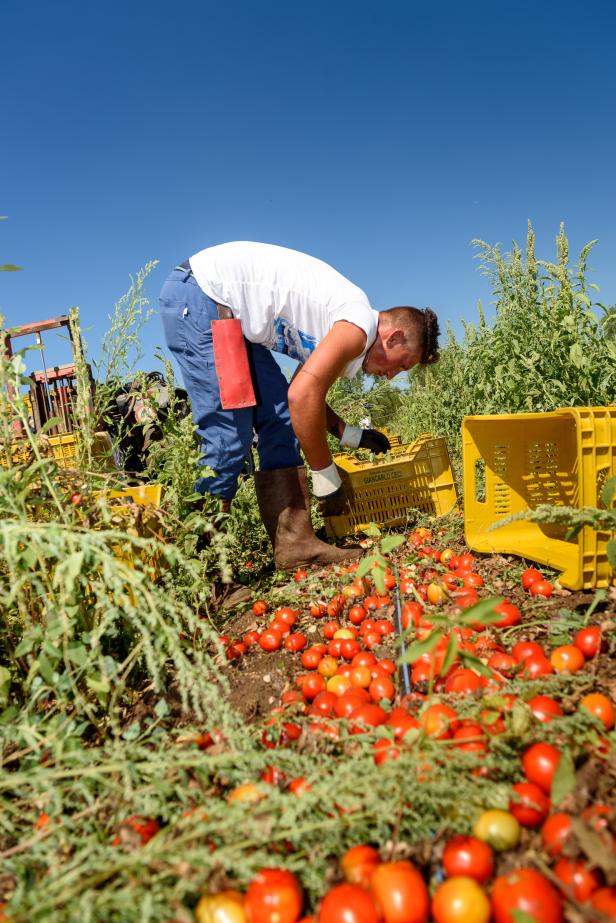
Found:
[3,431,118,470]
[462,407,616,590]
[98,484,164,582]
[325,433,458,538]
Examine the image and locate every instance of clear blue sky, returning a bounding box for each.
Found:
[2,0,615,379]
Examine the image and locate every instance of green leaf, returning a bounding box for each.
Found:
[37,653,56,685]
[512,911,540,923]
[551,748,576,804]
[457,650,492,677]
[602,475,616,507]
[362,523,382,537]
[569,342,587,369]
[399,630,442,665]
[14,637,34,657]
[457,597,504,626]
[373,567,386,595]
[354,557,374,578]
[39,416,63,434]
[67,642,88,667]
[0,667,11,708]
[381,534,404,554]
[154,698,170,718]
[440,632,459,676]
[0,264,22,272]
[607,538,616,572]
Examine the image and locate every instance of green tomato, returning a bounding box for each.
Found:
[473,809,521,852]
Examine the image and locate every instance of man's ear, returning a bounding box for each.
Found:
[384,328,405,348]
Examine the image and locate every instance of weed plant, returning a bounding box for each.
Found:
[394,223,616,476]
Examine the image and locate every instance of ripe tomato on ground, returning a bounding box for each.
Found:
[541,813,572,856]
[420,703,458,738]
[340,844,381,888]
[252,600,269,616]
[370,860,429,923]
[259,629,283,652]
[318,884,380,923]
[521,567,543,589]
[589,887,616,919]
[442,835,494,884]
[492,600,522,627]
[530,580,554,598]
[245,869,303,923]
[509,781,551,827]
[491,868,563,923]
[573,626,603,658]
[580,693,615,729]
[432,876,490,923]
[553,857,603,901]
[550,644,585,673]
[522,742,561,795]
[527,694,563,723]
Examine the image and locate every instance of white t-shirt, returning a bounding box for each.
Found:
[188,241,378,379]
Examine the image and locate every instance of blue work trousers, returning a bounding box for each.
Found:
[158,267,302,499]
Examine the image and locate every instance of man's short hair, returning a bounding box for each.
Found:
[382,306,440,365]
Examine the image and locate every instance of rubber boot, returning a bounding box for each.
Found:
[254,466,362,568]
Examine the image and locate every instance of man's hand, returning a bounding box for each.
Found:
[359,429,391,454]
[316,484,347,517]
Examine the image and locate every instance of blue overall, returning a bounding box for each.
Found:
[158,266,302,499]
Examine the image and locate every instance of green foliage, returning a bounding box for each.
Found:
[392,223,616,475]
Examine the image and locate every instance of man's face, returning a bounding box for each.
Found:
[363,332,422,379]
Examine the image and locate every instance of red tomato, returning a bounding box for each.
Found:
[580,693,616,729]
[323,620,341,639]
[512,641,544,662]
[301,647,323,669]
[521,567,543,590]
[491,868,563,923]
[444,668,483,696]
[374,619,394,636]
[420,703,458,739]
[270,619,291,636]
[370,860,430,923]
[463,572,484,589]
[311,691,338,716]
[573,626,603,658]
[348,605,367,625]
[456,552,476,572]
[362,630,382,649]
[334,693,366,719]
[541,813,572,856]
[550,644,585,673]
[527,695,563,723]
[319,884,380,923]
[522,742,561,794]
[554,858,603,901]
[492,601,522,628]
[442,836,494,884]
[340,844,381,888]
[401,601,424,629]
[509,781,551,827]
[293,570,308,582]
[298,673,326,702]
[373,738,400,765]
[259,629,283,652]
[369,675,395,702]
[387,711,420,740]
[487,652,516,676]
[349,703,387,732]
[521,655,554,679]
[432,876,490,923]
[276,607,299,626]
[252,600,270,616]
[589,887,616,919]
[530,580,554,598]
[310,602,327,618]
[452,723,488,753]
[124,814,160,845]
[245,869,303,923]
[284,633,307,652]
[245,630,261,646]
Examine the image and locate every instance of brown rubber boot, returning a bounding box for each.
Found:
[254,466,362,568]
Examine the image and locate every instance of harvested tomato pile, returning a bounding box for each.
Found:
[175,525,616,923]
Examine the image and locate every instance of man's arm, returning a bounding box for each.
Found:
[287,321,366,472]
